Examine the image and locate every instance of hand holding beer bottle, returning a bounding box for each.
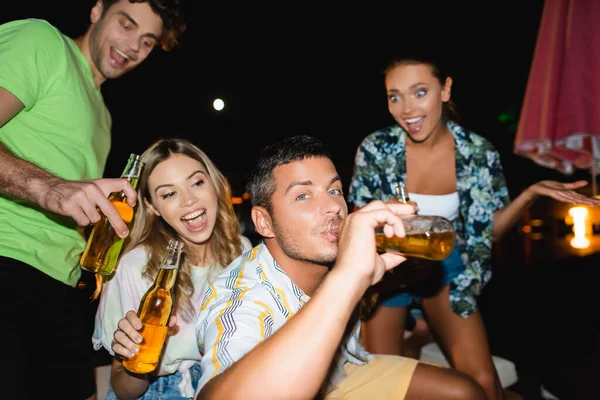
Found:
[375,214,456,261]
[122,239,184,374]
[80,153,144,275]
[375,182,456,261]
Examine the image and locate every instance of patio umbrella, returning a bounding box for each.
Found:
[514,0,600,193]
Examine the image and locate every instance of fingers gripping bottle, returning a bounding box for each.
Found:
[79,154,143,275]
[375,214,456,261]
[376,182,455,261]
[123,239,184,374]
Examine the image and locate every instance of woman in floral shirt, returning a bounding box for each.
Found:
[348,54,600,400]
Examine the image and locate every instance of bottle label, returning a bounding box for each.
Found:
[112,201,134,223]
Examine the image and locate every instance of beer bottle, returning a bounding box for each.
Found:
[376,214,456,261]
[80,153,144,276]
[394,182,418,209]
[123,239,184,374]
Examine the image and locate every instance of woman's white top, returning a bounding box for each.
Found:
[408,192,460,220]
[92,236,253,397]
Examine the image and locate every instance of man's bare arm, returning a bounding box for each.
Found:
[197,202,411,400]
[0,87,62,205]
[0,86,25,127]
[0,87,136,236]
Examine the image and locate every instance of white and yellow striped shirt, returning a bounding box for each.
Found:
[195,242,372,395]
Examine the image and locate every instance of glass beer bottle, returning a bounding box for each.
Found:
[123,239,184,374]
[376,214,456,261]
[394,182,418,209]
[79,153,143,275]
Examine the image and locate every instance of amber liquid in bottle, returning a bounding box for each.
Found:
[376,230,456,261]
[122,240,183,374]
[379,183,456,261]
[80,154,142,276]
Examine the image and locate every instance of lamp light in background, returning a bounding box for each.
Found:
[521,218,545,240]
[566,206,590,249]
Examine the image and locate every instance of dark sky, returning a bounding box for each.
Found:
[4,1,571,198]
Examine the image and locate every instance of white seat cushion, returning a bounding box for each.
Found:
[419,342,519,388]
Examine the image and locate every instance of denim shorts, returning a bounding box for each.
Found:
[105,363,202,400]
[379,244,464,308]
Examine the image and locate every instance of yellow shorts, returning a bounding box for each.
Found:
[324,355,418,399]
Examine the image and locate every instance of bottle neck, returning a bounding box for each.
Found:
[154,241,183,290]
[154,265,178,290]
[395,183,410,203]
[120,155,143,190]
[399,190,410,203]
[125,176,140,190]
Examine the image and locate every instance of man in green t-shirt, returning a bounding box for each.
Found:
[0,1,185,398]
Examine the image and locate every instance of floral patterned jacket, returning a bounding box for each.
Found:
[348,120,510,317]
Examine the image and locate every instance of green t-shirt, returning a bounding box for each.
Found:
[0,19,111,286]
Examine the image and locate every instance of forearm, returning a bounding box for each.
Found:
[0,141,61,206]
[493,186,537,240]
[198,269,365,400]
[110,359,151,400]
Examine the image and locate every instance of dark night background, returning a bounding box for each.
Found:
[5,2,600,398]
[5,0,581,199]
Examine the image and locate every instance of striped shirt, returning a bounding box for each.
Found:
[195,242,372,396]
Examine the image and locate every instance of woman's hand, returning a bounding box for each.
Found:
[495,179,600,239]
[111,310,178,358]
[526,180,600,206]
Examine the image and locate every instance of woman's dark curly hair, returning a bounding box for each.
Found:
[101,0,186,51]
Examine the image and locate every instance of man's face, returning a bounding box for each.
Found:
[88,0,163,80]
[267,157,348,266]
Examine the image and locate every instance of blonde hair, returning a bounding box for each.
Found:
[101,137,242,322]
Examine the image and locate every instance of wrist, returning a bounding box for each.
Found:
[523,185,538,203]
[32,175,62,208]
[324,267,369,305]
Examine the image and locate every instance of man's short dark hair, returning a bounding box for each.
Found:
[101,0,186,50]
[246,135,332,213]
